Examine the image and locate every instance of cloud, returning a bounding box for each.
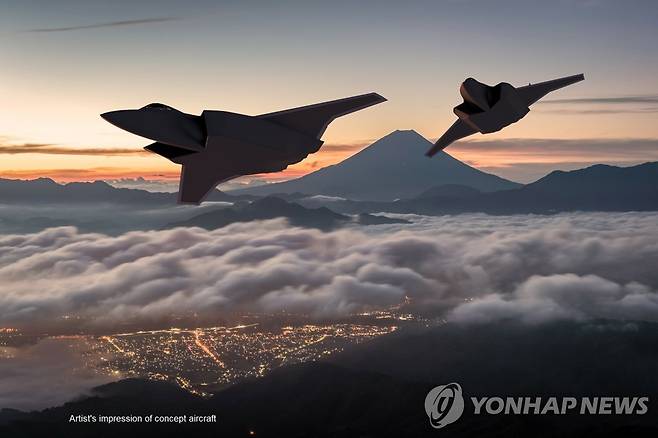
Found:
[321,142,370,153]
[538,108,658,114]
[0,168,180,183]
[538,95,658,114]
[105,177,179,193]
[0,338,114,411]
[0,142,146,156]
[541,95,658,105]
[0,213,657,332]
[450,274,658,324]
[24,17,181,33]
[302,195,347,203]
[451,138,658,158]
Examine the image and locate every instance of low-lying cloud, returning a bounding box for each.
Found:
[451,273,658,324]
[1,213,657,331]
[0,339,114,411]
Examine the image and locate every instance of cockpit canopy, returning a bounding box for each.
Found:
[142,103,174,110]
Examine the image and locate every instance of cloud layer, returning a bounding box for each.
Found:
[1,213,657,331]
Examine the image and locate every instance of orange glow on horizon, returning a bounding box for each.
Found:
[0,141,371,183]
[0,167,181,183]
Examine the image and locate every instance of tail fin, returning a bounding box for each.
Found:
[257,92,386,138]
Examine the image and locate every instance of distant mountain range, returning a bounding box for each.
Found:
[302,162,658,215]
[230,130,521,200]
[0,178,236,205]
[1,147,657,231]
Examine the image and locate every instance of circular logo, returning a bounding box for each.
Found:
[424,383,464,429]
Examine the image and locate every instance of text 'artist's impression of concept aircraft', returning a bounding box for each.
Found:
[101,93,386,204]
[426,74,585,157]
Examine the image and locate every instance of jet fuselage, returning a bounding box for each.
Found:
[425,73,584,157]
[101,92,386,203]
[102,106,322,175]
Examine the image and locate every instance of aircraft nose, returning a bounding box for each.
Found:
[100,108,205,149]
[100,110,137,128]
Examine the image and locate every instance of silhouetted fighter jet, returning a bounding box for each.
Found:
[101,93,386,203]
[426,74,585,157]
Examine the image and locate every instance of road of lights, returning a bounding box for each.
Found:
[193,329,225,368]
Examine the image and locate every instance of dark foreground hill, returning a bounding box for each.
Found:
[167,196,409,231]
[3,320,658,437]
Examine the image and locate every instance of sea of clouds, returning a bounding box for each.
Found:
[1,212,657,331]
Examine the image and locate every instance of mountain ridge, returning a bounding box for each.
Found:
[0,178,236,204]
[302,161,658,215]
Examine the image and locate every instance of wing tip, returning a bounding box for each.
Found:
[344,92,387,106]
[571,73,585,83]
[370,92,387,103]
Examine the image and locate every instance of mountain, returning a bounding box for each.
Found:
[230,130,521,201]
[167,196,409,231]
[1,160,656,234]
[523,162,658,205]
[311,161,658,215]
[0,178,236,205]
[415,184,481,199]
[420,161,658,214]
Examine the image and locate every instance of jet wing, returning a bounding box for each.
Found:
[178,163,237,204]
[516,73,585,106]
[257,92,386,139]
[426,119,477,157]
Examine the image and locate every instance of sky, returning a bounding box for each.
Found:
[1,0,657,184]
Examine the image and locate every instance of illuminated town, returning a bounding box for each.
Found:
[1,306,429,396]
[86,323,397,396]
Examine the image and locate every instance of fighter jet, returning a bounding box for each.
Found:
[426,74,585,157]
[101,93,386,204]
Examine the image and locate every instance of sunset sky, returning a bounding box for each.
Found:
[1,0,657,185]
